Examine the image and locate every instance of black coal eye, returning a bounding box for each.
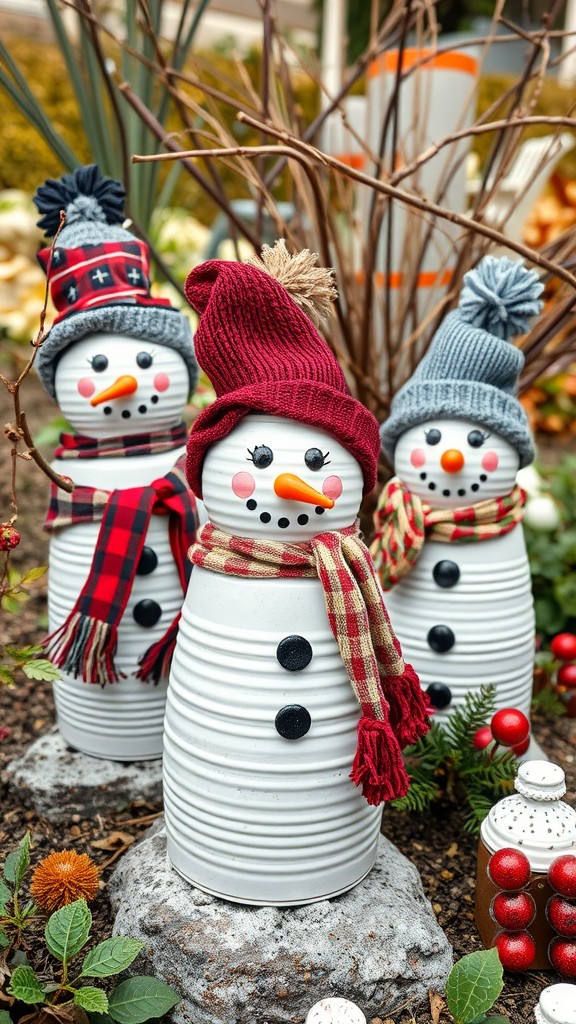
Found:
[136,352,153,369]
[247,445,274,469]
[304,448,330,471]
[467,429,487,448]
[89,354,108,372]
[425,429,442,446]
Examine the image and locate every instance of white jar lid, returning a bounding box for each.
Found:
[306,998,367,1024]
[481,761,576,872]
[534,983,576,1024]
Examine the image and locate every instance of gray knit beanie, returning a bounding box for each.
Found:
[33,165,198,399]
[380,256,544,469]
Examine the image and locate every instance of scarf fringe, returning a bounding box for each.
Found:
[137,623,179,684]
[350,716,410,805]
[43,612,123,686]
[381,663,432,748]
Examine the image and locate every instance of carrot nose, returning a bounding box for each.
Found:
[274,473,334,508]
[90,375,138,407]
[440,449,465,473]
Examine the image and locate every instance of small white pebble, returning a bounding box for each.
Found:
[535,982,576,1024]
[306,997,367,1024]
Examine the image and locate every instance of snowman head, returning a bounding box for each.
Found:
[202,415,363,540]
[394,416,520,508]
[54,333,190,437]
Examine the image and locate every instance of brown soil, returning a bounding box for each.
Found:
[1,369,575,1024]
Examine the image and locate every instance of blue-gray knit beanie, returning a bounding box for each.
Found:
[33,165,198,400]
[380,256,544,468]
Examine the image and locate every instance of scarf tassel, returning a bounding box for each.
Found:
[381,663,432,749]
[350,716,410,805]
[43,612,123,686]
[136,622,179,684]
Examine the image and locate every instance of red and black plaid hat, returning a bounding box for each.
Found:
[34,165,197,400]
[184,253,381,498]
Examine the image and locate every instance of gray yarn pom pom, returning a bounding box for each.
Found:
[459,255,544,340]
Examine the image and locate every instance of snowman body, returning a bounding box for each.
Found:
[383,417,534,721]
[48,333,193,760]
[163,415,382,905]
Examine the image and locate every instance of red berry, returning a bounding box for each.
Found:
[558,664,576,688]
[488,848,532,890]
[0,523,20,551]
[490,708,530,747]
[551,633,576,662]
[548,936,576,977]
[547,895,576,937]
[473,726,494,750]
[494,930,536,971]
[491,891,536,930]
[549,855,576,898]
[511,735,530,756]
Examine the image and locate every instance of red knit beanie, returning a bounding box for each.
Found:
[184,249,380,498]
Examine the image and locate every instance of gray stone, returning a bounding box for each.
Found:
[108,822,452,1024]
[3,728,162,822]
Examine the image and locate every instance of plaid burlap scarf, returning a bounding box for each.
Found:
[54,424,188,461]
[44,429,198,686]
[370,476,526,591]
[190,522,431,805]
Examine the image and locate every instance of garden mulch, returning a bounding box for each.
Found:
[1,370,575,1024]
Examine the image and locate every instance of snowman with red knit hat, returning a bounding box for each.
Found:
[163,241,430,905]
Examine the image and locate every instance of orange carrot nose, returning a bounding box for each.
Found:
[440,449,465,473]
[274,473,335,508]
[90,375,138,407]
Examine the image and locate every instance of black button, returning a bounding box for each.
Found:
[426,682,452,709]
[432,560,460,589]
[276,635,313,672]
[133,599,162,628]
[136,546,158,576]
[427,625,455,653]
[275,704,312,740]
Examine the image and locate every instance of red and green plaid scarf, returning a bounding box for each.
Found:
[44,427,198,686]
[190,521,431,806]
[370,476,526,591]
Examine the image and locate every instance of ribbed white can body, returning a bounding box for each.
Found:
[383,529,534,721]
[164,567,382,905]
[48,448,185,760]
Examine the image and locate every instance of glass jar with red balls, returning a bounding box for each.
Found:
[475,761,576,971]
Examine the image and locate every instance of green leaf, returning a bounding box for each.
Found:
[0,878,11,913]
[0,930,10,949]
[108,977,180,1024]
[81,938,144,978]
[4,833,30,889]
[75,988,109,1014]
[446,949,504,1024]
[0,665,15,686]
[22,659,61,682]
[469,1016,510,1024]
[7,964,45,1005]
[0,1012,12,1024]
[3,644,44,659]
[19,565,48,585]
[45,900,92,964]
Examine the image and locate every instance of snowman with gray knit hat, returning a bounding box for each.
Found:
[371,255,543,726]
[34,164,200,761]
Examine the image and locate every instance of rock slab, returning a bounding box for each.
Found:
[3,728,162,822]
[108,823,452,1024]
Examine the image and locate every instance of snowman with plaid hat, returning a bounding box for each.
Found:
[34,165,200,761]
[371,255,543,731]
[162,240,430,905]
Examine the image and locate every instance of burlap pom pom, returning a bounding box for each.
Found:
[247,239,337,328]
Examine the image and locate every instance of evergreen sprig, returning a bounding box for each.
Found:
[390,685,518,834]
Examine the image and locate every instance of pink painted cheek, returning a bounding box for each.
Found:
[322,475,343,500]
[410,448,426,469]
[154,373,170,393]
[77,377,96,398]
[482,451,499,473]
[231,472,255,499]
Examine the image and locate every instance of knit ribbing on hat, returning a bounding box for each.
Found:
[184,257,381,496]
[380,256,543,466]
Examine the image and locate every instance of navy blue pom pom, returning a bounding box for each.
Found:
[34,164,126,237]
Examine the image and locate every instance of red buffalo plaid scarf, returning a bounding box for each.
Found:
[190,522,431,805]
[44,427,198,686]
[370,476,526,591]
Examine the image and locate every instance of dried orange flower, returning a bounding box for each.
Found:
[30,850,99,911]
